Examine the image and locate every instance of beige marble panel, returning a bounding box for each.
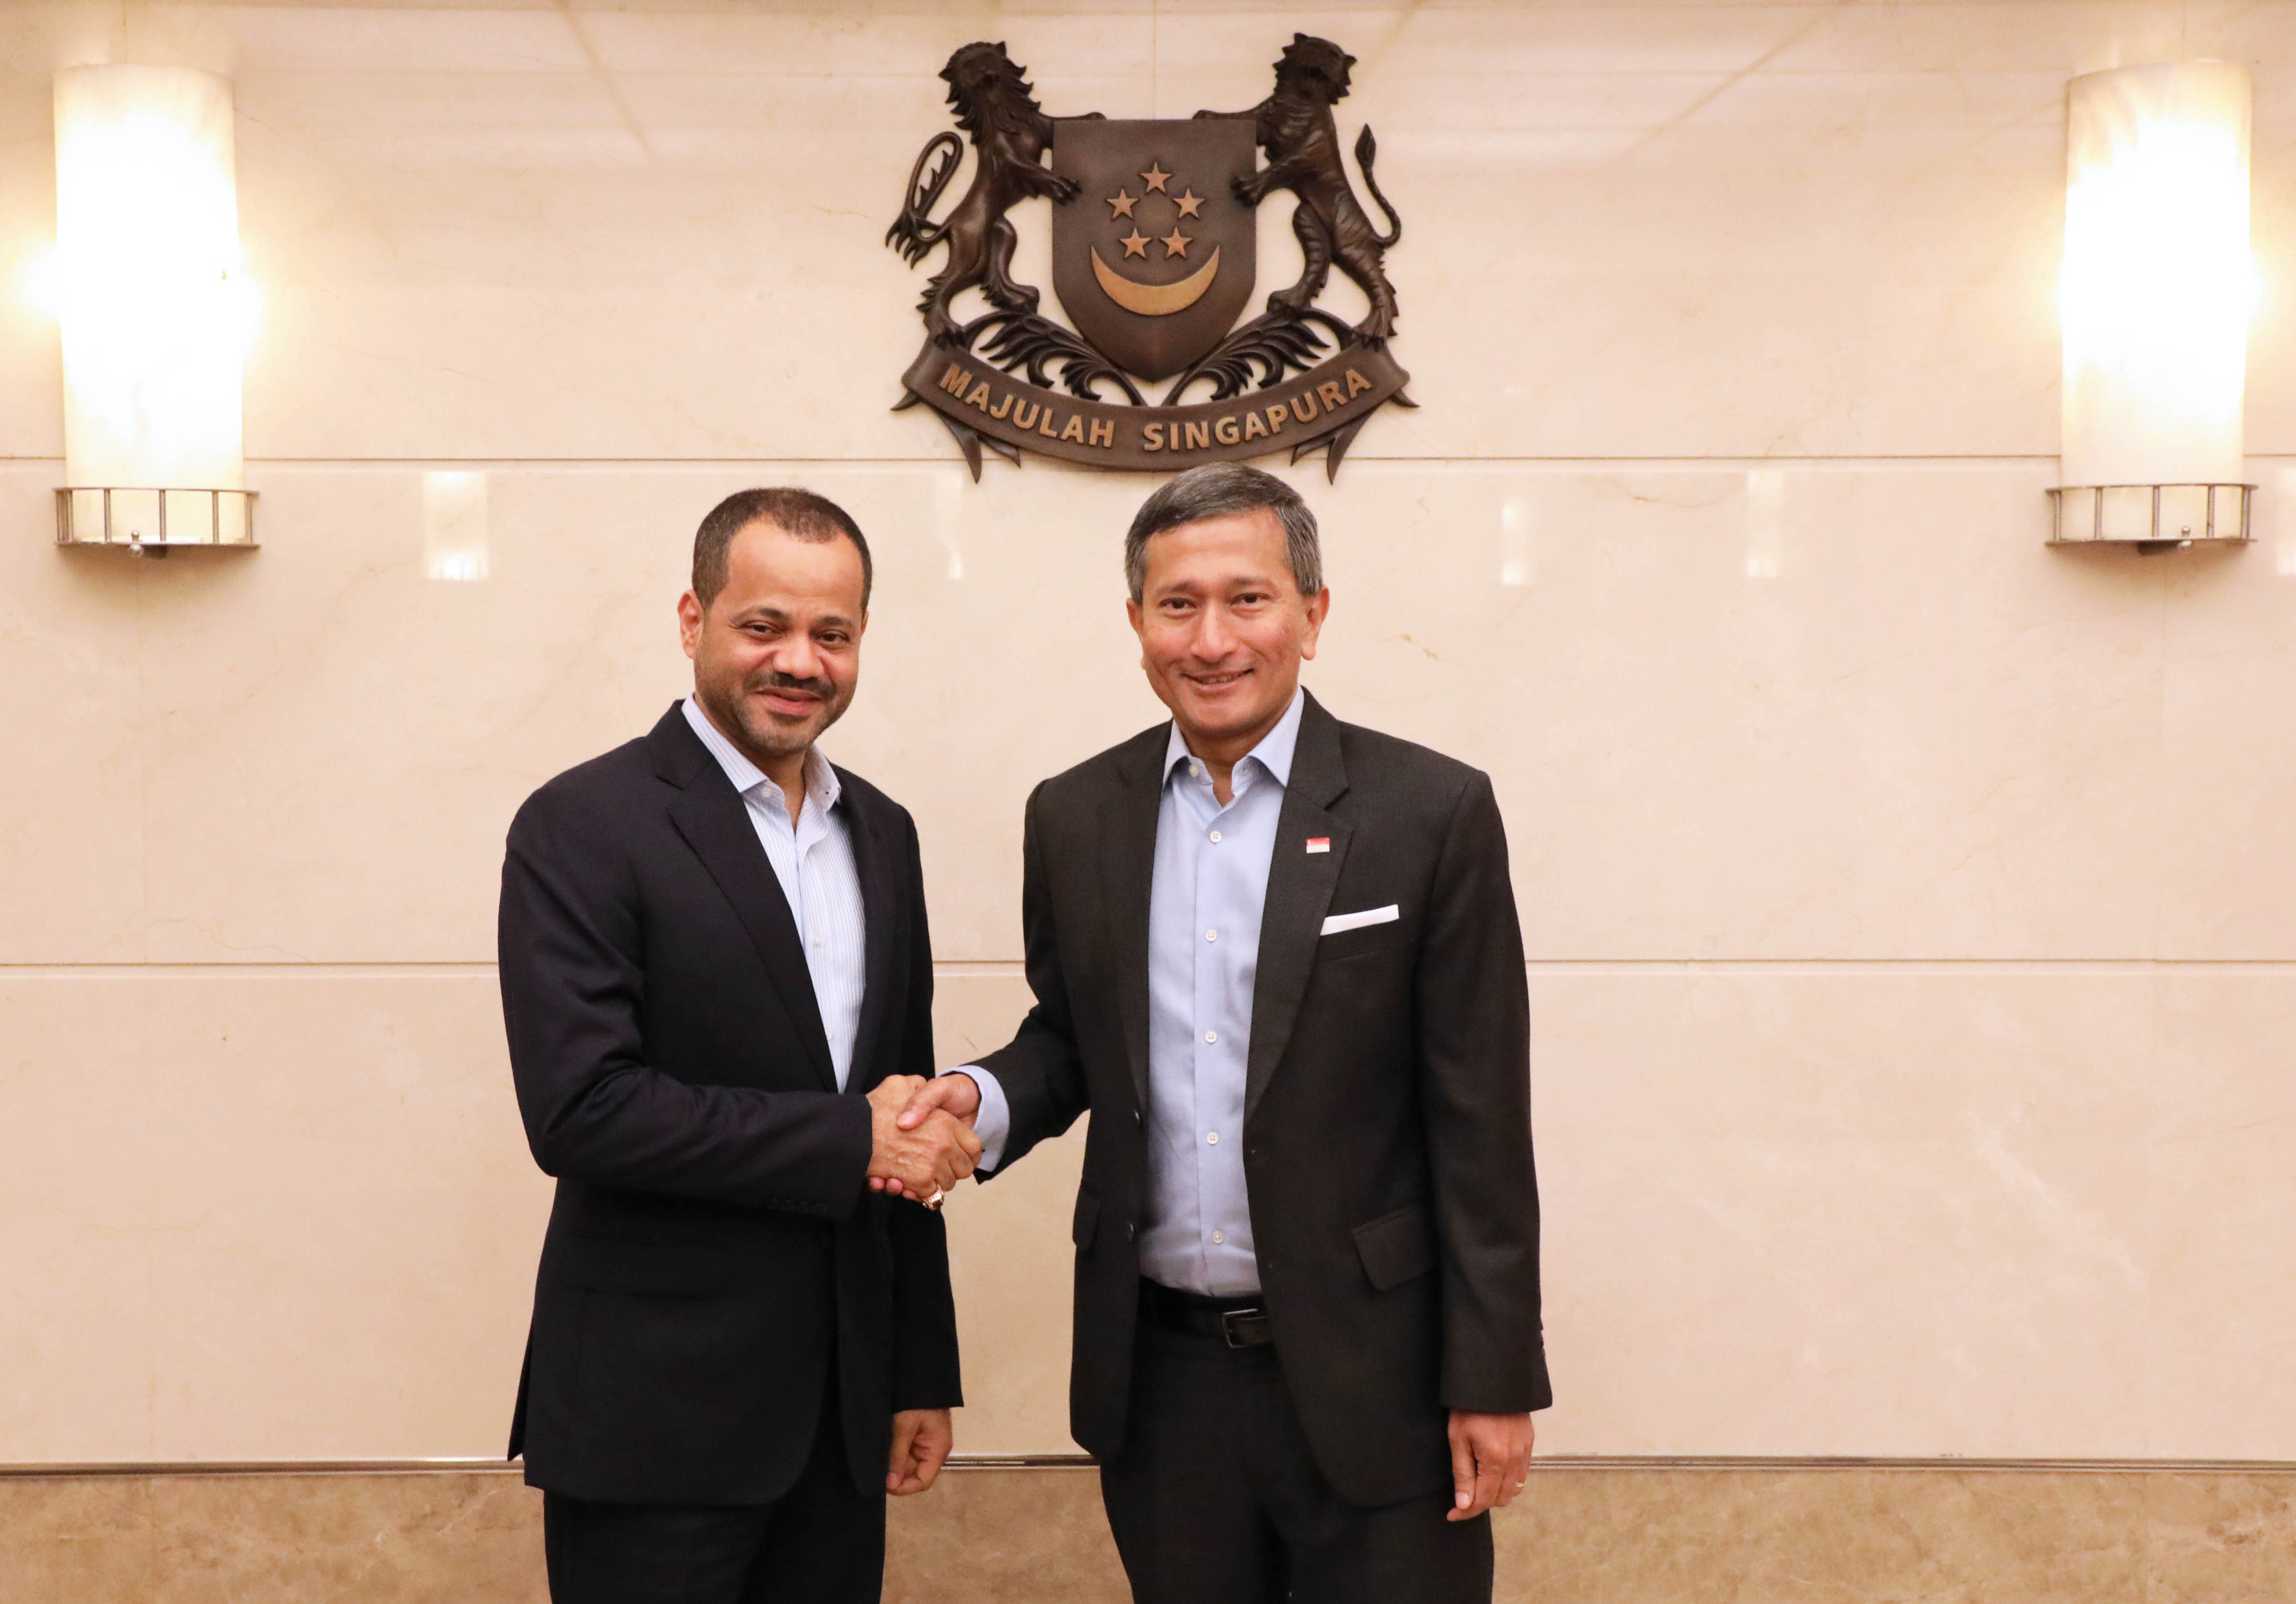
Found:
[0,979,164,1461]
[151,1472,544,1604]
[885,1466,1125,1604]
[1769,2,2206,75]
[2141,1471,2296,1604]
[98,460,1152,964]
[1147,8,2069,459]
[577,8,1155,79]
[19,459,2253,967]
[1498,1466,2151,1604]
[120,465,696,964]
[218,22,1154,465]
[0,970,550,1462]
[214,6,594,76]
[0,57,61,465]
[9,1464,2295,1604]
[0,475,146,963]
[2157,520,2296,960]
[933,968,1086,1455]
[0,965,1051,1462]
[1309,463,2172,961]
[777,966,2296,1461]
[0,1477,154,1604]
[1527,966,2162,1458]
[136,974,550,1461]
[2143,970,2296,1461]
[17,3,2292,461]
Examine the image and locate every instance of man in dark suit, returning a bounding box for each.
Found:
[893,464,1550,1604]
[498,487,982,1604]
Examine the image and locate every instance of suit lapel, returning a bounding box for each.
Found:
[1101,726,1168,1116]
[840,780,900,1095]
[1245,695,1351,1125]
[654,708,838,1092]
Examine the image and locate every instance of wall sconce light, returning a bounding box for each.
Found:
[2052,61,2254,553]
[51,65,256,556]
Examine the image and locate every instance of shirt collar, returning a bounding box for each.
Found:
[682,694,841,814]
[1162,686,1306,792]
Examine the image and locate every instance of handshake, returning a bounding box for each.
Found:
[864,1073,985,1208]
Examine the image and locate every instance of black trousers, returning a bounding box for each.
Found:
[541,1381,885,1604]
[1100,1315,1494,1604]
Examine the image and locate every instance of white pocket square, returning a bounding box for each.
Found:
[1321,904,1400,936]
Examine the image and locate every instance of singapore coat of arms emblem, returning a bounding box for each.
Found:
[888,34,1413,479]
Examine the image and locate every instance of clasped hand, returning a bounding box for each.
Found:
[865,1075,981,1205]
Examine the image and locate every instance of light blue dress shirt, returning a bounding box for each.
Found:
[682,697,868,1091]
[967,690,1304,1297]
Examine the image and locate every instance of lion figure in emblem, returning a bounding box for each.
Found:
[1199,34,1403,342]
[887,42,1081,342]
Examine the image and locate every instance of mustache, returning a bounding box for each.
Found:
[748,670,835,701]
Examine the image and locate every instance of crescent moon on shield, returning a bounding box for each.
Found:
[1091,245,1222,317]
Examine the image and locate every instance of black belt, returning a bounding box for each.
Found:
[1140,1279,1274,1348]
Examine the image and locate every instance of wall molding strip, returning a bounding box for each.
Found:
[6,960,2296,980]
[4,1454,2292,1479]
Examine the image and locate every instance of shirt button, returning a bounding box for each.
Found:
[1209,829,1221,843]
[1204,1030,1217,1044]
[1206,1132,1219,1144]
[1204,928,1217,942]
[1211,1230,1226,1244]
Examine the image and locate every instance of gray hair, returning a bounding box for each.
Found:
[1123,464,1323,604]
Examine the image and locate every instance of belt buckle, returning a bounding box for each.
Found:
[1219,1307,1265,1349]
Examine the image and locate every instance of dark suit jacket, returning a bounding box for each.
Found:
[976,691,1548,1507]
[498,703,960,1506]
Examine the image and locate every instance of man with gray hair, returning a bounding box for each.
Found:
[897,464,1551,1603]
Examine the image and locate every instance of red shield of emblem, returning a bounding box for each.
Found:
[1050,119,1257,382]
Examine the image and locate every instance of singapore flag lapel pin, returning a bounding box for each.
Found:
[1305,837,1331,854]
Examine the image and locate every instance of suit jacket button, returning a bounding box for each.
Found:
[1126,1220,1137,1242]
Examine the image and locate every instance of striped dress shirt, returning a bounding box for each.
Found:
[681,696,867,1090]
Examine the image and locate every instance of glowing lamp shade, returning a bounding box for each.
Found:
[53,65,256,548]
[2055,62,2254,545]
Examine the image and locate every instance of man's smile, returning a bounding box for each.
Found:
[751,682,827,718]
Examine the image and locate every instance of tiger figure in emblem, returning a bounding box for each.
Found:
[887,42,1082,342]
[1197,33,1403,343]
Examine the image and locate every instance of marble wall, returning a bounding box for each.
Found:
[1,0,2294,1473]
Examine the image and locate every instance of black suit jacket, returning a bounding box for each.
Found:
[498,703,960,1506]
[977,692,1548,1507]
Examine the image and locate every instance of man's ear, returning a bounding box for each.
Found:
[1299,586,1331,661]
[678,591,704,660]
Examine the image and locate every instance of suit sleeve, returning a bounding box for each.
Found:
[498,786,873,1216]
[971,783,1094,1175]
[888,812,963,1411]
[1415,772,1552,1413]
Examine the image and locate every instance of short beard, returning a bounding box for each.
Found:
[697,671,850,771]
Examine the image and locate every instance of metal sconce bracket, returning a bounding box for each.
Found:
[55,488,257,556]
[2046,483,2253,556]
